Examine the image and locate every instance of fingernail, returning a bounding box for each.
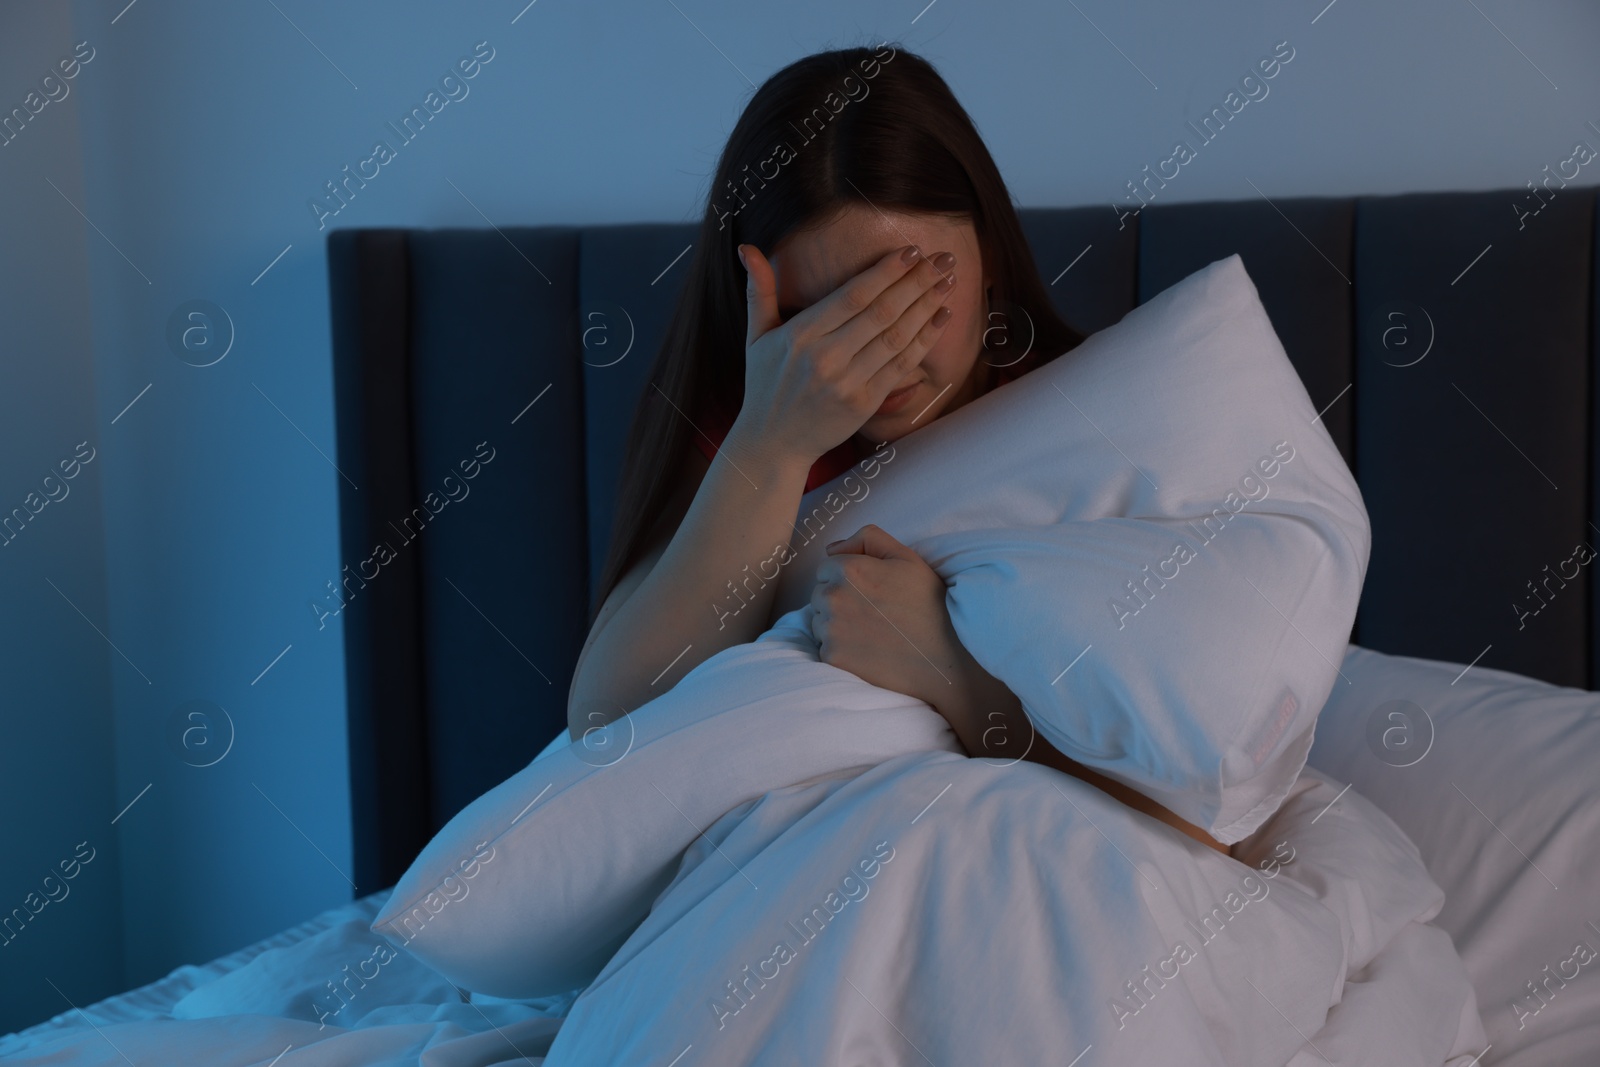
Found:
[931,305,952,327]
[900,245,921,266]
[934,274,956,293]
[737,245,748,270]
[825,538,844,550]
[932,251,956,271]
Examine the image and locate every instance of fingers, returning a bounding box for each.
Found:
[789,243,931,343]
[813,526,918,635]
[824,523,916,561]
[859,271,955,399]
[823,251,956,384]
[739,243,780,348]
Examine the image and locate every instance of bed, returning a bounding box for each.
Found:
[5,187,1598,1064]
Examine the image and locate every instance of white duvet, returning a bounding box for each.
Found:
[535,611,1487,1066]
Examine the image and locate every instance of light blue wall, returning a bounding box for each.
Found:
[0,4,124,1036]
[4,0,1597,1035]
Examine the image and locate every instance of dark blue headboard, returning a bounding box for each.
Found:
[327,188,1600,893]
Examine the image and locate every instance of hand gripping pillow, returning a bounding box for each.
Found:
[769,253,1372,843]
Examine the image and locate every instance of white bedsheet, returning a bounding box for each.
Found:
[3,893,382,1050]
[0,892,572,1066]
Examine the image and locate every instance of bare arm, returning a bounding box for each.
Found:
[566,429,813,742]
[935,654,1230,856]
[568,240,957,742]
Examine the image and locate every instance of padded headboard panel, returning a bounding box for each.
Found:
[328,188,1600,893]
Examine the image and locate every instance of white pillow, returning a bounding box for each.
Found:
[1305,643,1600,1061]
[769,253,1371,842]
[371,625,958,998]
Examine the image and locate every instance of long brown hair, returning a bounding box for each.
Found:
[590,42,1086,623]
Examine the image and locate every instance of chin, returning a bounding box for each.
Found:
[860,418,921,445]
[856,421,904,445]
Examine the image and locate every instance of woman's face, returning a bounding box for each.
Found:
[768,204,989,444]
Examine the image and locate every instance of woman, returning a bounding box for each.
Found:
[568,42,1228,856]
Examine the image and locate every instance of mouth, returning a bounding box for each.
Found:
[874,380,922,417]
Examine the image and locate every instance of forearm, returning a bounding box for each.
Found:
[930,641,1230,855]
[568,432,812,738]
[935,670,1096,781]
[929,654,1034,764]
